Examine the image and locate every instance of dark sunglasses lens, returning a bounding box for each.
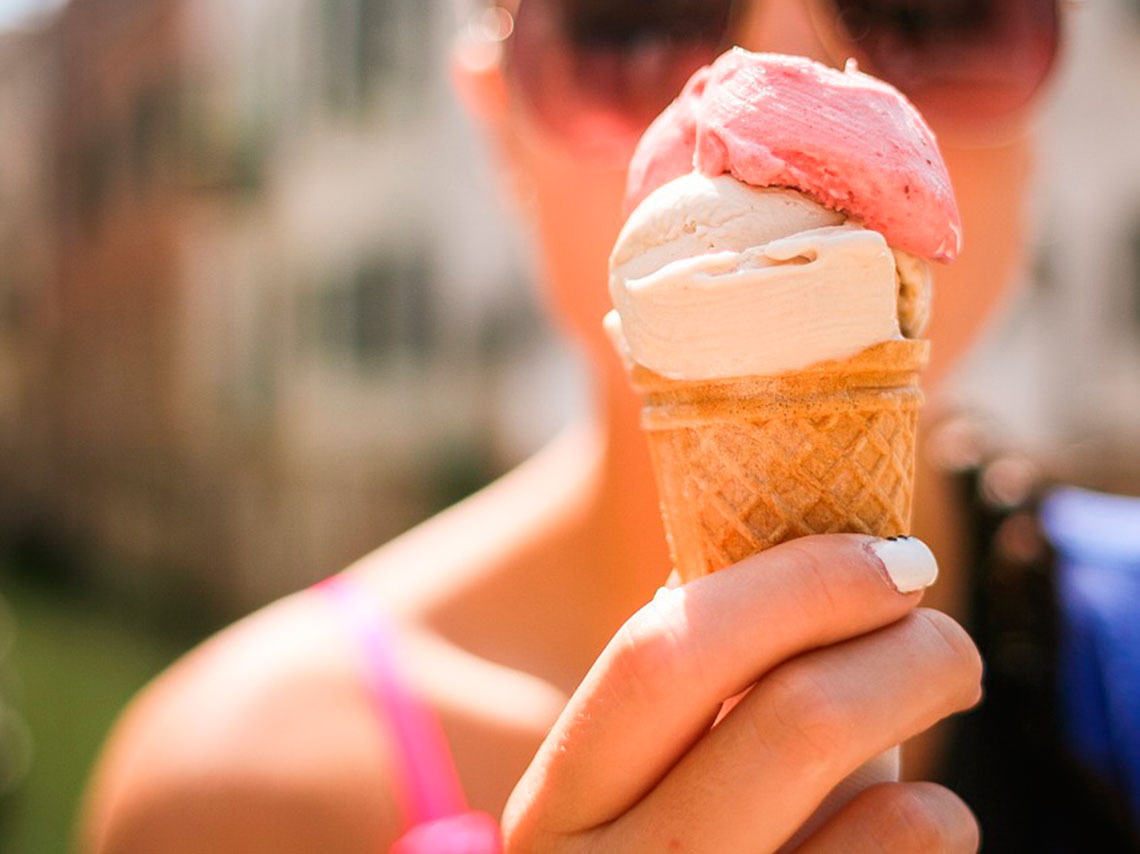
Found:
[829,0,1060,126]
[511,0,734,152]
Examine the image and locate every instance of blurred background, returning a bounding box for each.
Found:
[0,0,1138,851]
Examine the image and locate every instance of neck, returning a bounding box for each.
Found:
[579,362,674,623]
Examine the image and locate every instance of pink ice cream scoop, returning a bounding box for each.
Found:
[625,49,961,262]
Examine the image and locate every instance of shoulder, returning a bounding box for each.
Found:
[80,587,566,853]
[80,431,596,853]
[81,592,403,853]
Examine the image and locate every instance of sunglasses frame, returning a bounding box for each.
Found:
[474,0,1065,154]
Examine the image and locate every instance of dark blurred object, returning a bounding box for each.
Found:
[1044,488,1140,828]
[934,414,1140,853]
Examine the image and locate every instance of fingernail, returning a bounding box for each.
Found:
[868,536,938,593]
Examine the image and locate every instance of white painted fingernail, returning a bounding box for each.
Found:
[868,536,938,593]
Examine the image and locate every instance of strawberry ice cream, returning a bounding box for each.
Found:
[625,50,961,262]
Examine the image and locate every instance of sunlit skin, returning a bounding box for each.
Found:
[81,2,1038,852]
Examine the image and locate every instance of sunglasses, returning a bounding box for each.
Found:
[478,0,1063,156]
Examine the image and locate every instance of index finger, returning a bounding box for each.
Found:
[507,534,937,836]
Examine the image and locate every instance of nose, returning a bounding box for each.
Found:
[734,0,832,64]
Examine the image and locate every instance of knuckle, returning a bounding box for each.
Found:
[865,785,966,853]
[763,664,849,772]
[608,600,696,703]
[912,609,984,706]
[781,541,844,624]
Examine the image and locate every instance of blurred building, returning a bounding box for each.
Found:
[0,0,578,611]
[4,0,1140,616]
[0,22,58,557]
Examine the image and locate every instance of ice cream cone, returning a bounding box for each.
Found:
[631,338,929,583]
[610,49,955,850]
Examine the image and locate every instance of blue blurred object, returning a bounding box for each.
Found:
[1042,487,1140,826]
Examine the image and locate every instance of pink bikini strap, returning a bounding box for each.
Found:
[315,575,502,853]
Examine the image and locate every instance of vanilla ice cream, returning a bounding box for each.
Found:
[607,173,931,380]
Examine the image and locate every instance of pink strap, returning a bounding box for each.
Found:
[390,812,503,854]
[315,576,502,853]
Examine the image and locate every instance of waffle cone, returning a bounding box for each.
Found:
[632,339,929,582]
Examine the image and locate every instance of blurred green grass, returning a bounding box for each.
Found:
[1,562,191,854]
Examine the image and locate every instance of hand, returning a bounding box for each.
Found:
[502,534,982,853]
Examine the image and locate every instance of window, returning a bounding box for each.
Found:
[1031,237,1057,299]
[75,133,114,231]
[320,0,432,119]
[129,87,163,188]
[175,77,269,194]
[1130,210,1140,331]
[314,249,434,369]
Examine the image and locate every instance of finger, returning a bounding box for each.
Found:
[615,609,982,853]
[796,782,980,853]
[508,535,937,834]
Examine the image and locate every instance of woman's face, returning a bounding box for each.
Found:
[456,0,1039,387]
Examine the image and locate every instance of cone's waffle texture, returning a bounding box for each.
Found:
[632,339,929,582]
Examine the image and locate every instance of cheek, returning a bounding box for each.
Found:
[926,137,1034,387]
[735,0,829,60]
[516,133,630,350]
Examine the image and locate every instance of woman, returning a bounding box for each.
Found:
[81,1,1059,851]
